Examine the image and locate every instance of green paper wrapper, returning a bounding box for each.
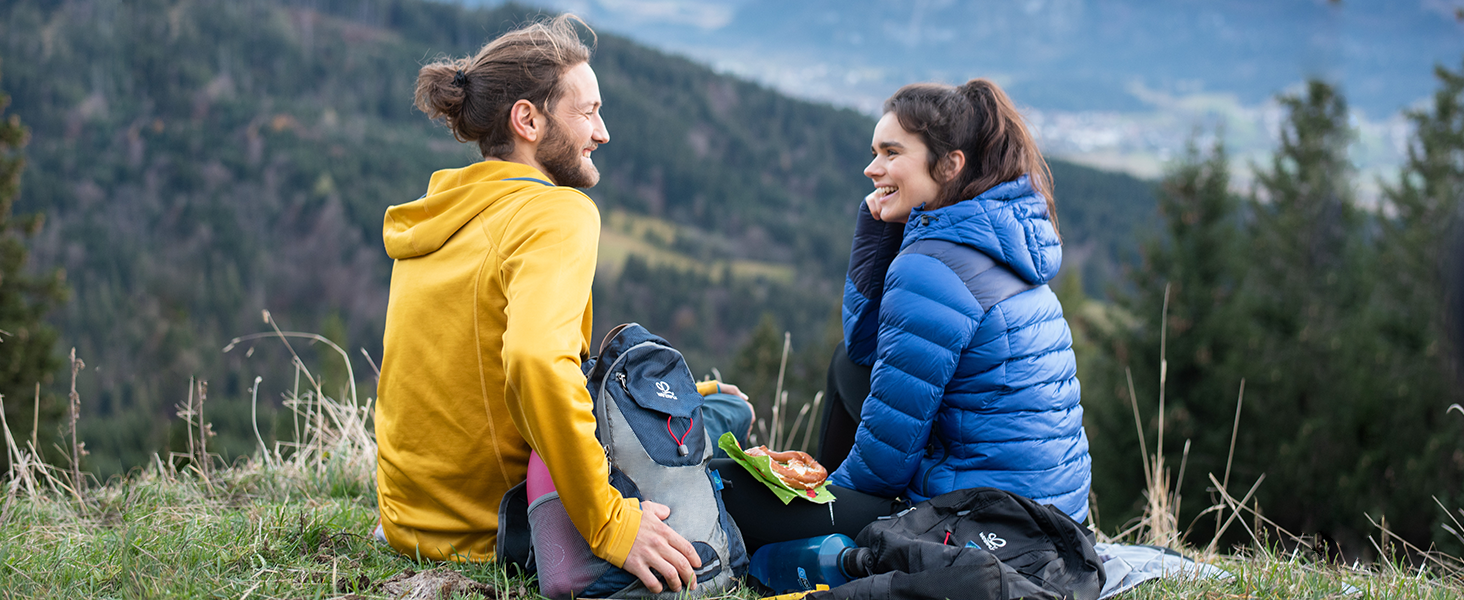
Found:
[717,432,836,504]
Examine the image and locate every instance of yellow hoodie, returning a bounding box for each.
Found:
[375,161,640,564]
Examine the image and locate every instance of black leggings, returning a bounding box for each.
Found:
[816,343,871,474]
[715,344,900,553]
[712,458,904,553]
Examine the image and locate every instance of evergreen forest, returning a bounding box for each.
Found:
[0,0,1460,563]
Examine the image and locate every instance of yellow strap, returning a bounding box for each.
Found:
[759,584,830,600]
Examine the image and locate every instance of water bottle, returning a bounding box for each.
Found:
[748,534,869,593]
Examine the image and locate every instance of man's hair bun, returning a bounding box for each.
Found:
[413,15,594,158]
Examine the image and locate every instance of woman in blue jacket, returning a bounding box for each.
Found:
[822,78,1091,521]
[718,78,1090,551]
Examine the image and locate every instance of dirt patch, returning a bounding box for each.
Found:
[378,568,530,600]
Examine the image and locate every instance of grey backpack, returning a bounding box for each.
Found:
[526,323,747,599]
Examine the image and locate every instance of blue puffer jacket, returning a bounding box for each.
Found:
[828,176,1091,521]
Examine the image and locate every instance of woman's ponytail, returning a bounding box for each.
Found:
[954,79,1057,237]
[886,78,1058,238]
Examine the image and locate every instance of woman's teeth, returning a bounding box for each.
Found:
[876,186,898,198]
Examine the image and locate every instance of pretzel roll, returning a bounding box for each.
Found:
[746,446,828,490]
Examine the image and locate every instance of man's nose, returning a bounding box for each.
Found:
[594,116,609,144]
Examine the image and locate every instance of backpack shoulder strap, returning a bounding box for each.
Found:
[900,239,1036,312]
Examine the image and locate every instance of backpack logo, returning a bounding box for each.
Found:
[655,381,677,400]
[980,532,1007,551]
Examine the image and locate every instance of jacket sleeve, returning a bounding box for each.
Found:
[498,191,641,568]
[842,202,906,366]
[828,252,978,497]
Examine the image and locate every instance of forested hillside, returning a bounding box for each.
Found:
[0,0,1156,477]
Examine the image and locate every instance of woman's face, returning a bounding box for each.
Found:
[864,112,942,223]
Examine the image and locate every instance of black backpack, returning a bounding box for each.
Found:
[813,487,1104,600]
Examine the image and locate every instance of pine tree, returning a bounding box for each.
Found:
[0,62,68,462]
[1088,137,1249,534]
[1380,61,1464,382]
[1242,80,1402,550]
[1370,60,1464,549]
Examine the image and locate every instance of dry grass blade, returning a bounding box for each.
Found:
[770,332,791,450]
[180,378,196,469]
[1363,512,1464,576]
[360,347,381,380]
[1174,438,1191,536]
[1210,379,1246,554]
[30,383,38,454]
[0,392,67,524]
[1126,367,1153,490]
[65,348,86,505]
[1207,473,1263,527]
[1124,364,1180,547]
[786,402,811,451]
[1434,496,1464,548]
[1207,472,1273,547]
[226,310,367,475]
[800,391,823,454]
[1157,283,1170,466]
[196,380,211,483]
[0,393,21,525]
[1117,282,1196,549]
[1144,456,1177,547]
[250,376,272,468]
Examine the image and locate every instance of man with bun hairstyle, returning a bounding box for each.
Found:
[375,15,728,592]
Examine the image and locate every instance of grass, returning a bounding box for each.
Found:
[3,315,1464,598]
[597,209,795,283]
[0,459,545,598]
[5,464,1463,599]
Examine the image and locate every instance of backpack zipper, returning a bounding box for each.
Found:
[597,340,676,464]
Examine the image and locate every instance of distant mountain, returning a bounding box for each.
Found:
[0,0,1153,475]
[507,0,1464,118]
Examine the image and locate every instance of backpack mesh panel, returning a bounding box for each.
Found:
[528,492,611,600]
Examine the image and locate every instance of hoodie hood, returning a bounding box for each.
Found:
[382,161,555,260]
[901,175,1062,285]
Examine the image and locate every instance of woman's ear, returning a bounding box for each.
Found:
[938,150,965,183]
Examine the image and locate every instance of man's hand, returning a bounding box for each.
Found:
[623,501,701,593]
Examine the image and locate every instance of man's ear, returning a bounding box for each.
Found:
[508,99,544,143]
[938,150,966,183]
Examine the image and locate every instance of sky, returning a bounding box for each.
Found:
[461,0,1464,183]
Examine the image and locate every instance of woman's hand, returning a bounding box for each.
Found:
[714,382,748,400]
[865,189,885,221]
[712,382,756,437]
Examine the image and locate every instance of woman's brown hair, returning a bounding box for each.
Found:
[884,79,1058,236]
[414,14,595,159]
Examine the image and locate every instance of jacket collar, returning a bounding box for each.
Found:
[900,175,1063,285]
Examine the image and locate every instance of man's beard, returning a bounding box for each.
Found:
[537,116,599,188]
